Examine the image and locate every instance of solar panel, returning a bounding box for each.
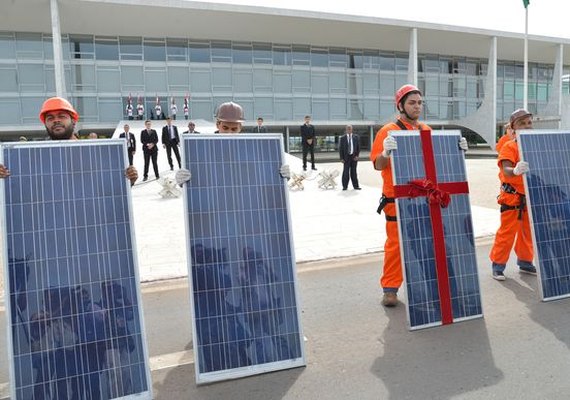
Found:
[181,134,305,383]
[390,130,483,330]
[1,140,152,399]
[518,130,570,301]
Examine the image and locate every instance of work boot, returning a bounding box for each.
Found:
[382,292,398,307]
[518,260,537,275]
[492,270,506,281]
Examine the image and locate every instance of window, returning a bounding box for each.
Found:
[144,39,166,61]
[253,43,272,65]
[69,35,94,59]
[189,41,210,63]
[167,39,188,61]
[0,33,16,60]
[211,41,231,62]
[95,37,119,61]
[232,43,252,64]
[119,37,143,61]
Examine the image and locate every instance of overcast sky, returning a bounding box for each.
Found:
[199,0,568,39]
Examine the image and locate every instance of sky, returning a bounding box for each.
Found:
[198,0,569,40]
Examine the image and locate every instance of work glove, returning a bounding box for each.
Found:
[175,168,192,186]
[513,161,529,176]
[459,137,468,151]
[382,136,397,158]
[279,164,291,180]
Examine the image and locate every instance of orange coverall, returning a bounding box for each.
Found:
[370,118,431,291]
[489,139,533,266]
[495,132,513,154]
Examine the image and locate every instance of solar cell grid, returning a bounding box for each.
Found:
[1,141,151,400]
[518,130,570,301]
[182,134,305,383]
[390,130,483,330]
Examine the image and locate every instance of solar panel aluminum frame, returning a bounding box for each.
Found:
[181,133,306,384]
[518,129,570,301]
[390,130,483,330]
[0,140,153,400]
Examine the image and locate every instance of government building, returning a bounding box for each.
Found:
[2,0,570,151]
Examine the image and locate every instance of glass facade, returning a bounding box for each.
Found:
[0,31,564,127]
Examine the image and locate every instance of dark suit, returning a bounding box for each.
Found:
[339,133,360,190]
[300,123,316,170]
[119,131,136,166]
[254,125,268,133]
[140,129,159,179]
[161,124,181,169]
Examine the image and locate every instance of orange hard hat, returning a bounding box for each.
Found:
[510,108,532,126]
[39,97,79,123]
[395,84,422,108]
[215,102,244,123]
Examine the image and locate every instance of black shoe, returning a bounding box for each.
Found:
[143,177,148,182]
[156,175,160,179]
[492,270,506,281]
[303,166,307,171]
[312,167,317,171]
[342,188,347,191]
[170,166,174,171]
[354,187,362,190]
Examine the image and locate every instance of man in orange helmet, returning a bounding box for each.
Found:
[370,84,468,307]
[0,97,138,185]
[489,108,535,281]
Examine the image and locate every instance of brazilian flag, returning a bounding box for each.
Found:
[522,0,529,8]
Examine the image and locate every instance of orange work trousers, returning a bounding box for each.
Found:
[489,208,533,265]
[381,203,403,290]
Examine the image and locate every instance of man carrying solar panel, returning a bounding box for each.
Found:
[370,84,468,307]
[489,108,536,281]
[0,97,139,185]
[175,101,291,185]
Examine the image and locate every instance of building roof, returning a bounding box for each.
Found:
[3,0,570,63]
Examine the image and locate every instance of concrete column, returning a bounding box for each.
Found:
[457,36,497,148]
[285,126,290,153]
[50,0,66,98]
[408,28,418,86]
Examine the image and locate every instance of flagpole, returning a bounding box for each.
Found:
[523,3,528,110]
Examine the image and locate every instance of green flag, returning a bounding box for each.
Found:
[523,0,530,8]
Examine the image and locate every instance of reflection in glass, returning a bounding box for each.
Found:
[4,143,149,399]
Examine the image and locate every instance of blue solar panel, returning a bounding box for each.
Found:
[518,130,570,301]
[390,130,483,330]
[1,141,152,399]
[181,134,305,383]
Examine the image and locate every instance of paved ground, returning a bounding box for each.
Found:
[1,139,520,398]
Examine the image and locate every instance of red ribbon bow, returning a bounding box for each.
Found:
[407,179,451,208]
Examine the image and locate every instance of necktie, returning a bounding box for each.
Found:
[349,135,353,155]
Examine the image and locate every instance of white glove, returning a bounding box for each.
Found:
[175,168,192,186]
[459,137,468,151]
[279,164,291,180]
[513,161,529,176]
[382,136,397,158]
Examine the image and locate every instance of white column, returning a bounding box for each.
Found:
[523,6,528,110]
[50,0,66,98]
[408,28,418,86]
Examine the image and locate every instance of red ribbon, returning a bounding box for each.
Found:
[406,179,451,208]
[393,130,469,326]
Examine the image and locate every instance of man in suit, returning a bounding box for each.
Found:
[140,120,159,181]
[183,121,199,134]
[339,125,361,191]
[255,117,268,133]
[300,115,317,171]
[119,124,136,166]
[161,117,181,170]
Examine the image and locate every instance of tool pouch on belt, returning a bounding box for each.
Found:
[377,194,397,221]
[498,183,526,220]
